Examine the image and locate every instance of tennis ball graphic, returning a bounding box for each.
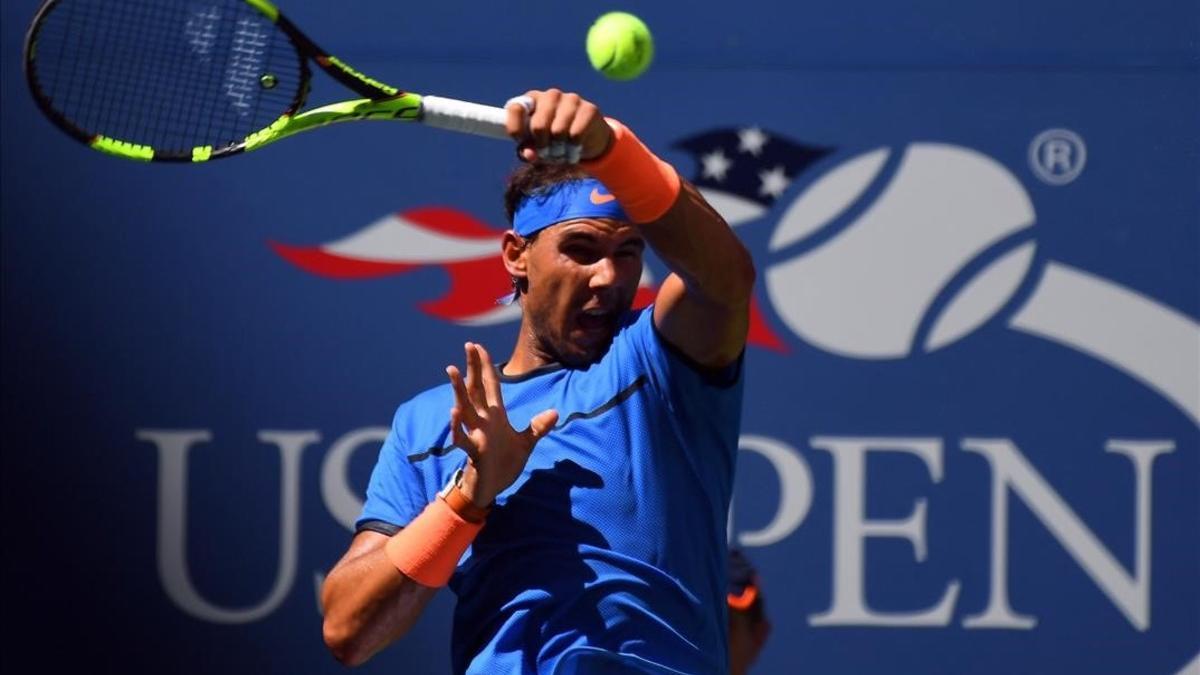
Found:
[765,144,1037,358]
[587,12,654,81]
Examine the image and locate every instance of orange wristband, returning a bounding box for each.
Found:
[442,481,491,524]
[581,118,681,224]
[384,498,483,588]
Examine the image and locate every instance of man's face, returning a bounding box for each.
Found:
[518,218,645,368]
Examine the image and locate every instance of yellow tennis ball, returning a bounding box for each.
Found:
[587,12,654,81]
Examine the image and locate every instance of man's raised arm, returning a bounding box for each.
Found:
[639,179,755,369]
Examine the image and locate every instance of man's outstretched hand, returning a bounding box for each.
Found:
[446,342,559,508]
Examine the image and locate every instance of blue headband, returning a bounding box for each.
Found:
[512,178,629,238]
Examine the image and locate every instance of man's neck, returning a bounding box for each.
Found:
[502,322,555,376]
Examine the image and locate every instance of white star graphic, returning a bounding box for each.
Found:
[701,149,732,181]
[758,165,789,199]
[738,127,769,156]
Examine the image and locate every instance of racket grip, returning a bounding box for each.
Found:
[420,96,510,140]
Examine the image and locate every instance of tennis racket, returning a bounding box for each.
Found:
[23,0,512,162]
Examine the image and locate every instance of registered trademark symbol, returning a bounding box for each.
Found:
[1029,128,1086,185]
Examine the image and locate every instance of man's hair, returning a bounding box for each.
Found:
[503,162,592,225]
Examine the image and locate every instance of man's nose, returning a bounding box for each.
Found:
[589,257,616,289]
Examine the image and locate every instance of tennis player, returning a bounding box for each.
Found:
[321,88,755,673]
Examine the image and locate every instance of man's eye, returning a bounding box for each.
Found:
[565,246,600,261]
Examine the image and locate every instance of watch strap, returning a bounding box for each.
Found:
[439,468,491,524]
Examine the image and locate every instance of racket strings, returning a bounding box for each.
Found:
[31,0,304,154]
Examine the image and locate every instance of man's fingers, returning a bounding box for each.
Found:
[447,365,480,425]
[449,407,480,461]
[577,103,612,161]
[527,88,561,155]
[565,99,596,144]
[506,94,536,162]
[543,93,580,163]
[476,344,505,410]
[524,408,559,446]
[464,342,488,411]
[549,92,580,138]
[504,95,533,140]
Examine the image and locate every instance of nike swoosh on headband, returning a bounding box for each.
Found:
[513,178,629,237]
[589,187,617,204]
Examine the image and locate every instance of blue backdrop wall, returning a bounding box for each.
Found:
[2,1,1197,673]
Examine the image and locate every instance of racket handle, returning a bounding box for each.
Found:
[420,96,509,140]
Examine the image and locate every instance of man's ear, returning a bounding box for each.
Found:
[502,230,528,279]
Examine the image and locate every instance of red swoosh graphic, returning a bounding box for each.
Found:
[420,257,514,320]
[268,241,418,279]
